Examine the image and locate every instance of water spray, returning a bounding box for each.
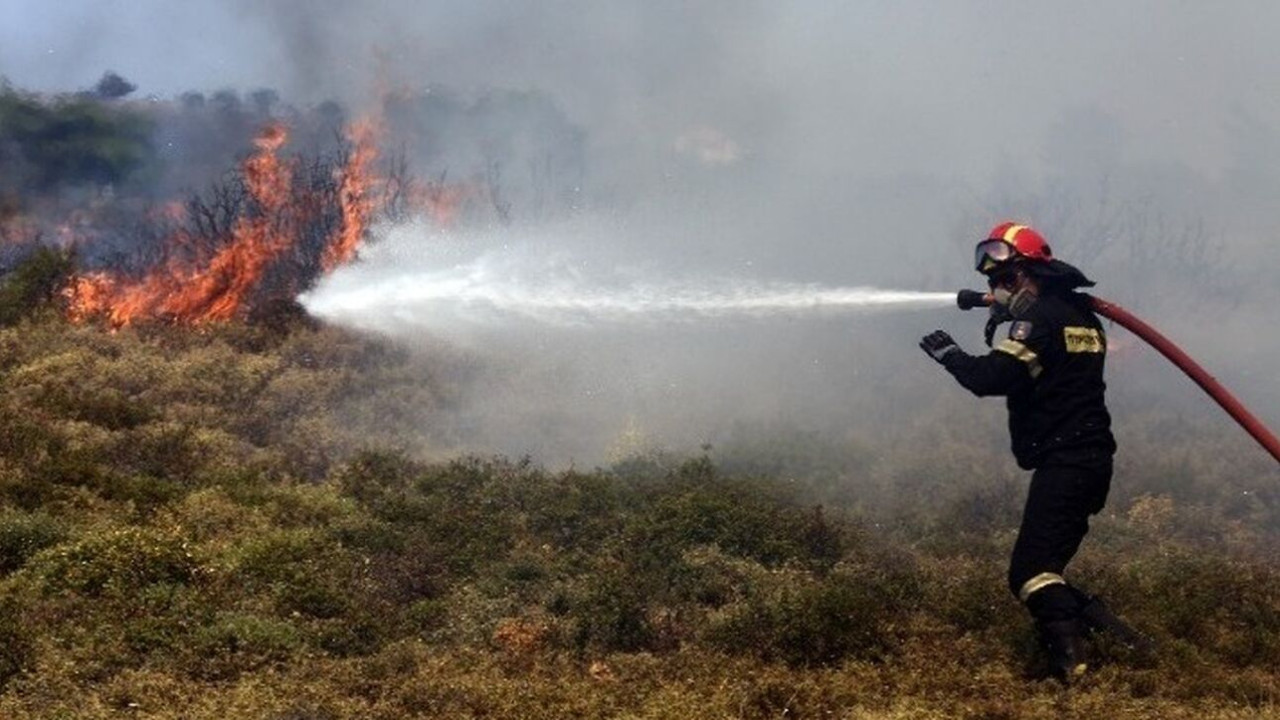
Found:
[958,290,1280,465]
[308,280,956,326]
[302,238,956,333]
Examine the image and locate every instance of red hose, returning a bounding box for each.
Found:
[958,289,1280,464]
[1084,294,1280,465]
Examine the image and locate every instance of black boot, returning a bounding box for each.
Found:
[1078,595,1154,655]
[1038,619,1089,684]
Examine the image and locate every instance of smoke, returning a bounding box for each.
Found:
[4,1,1280,463]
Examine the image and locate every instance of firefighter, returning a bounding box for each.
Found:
[918,221,1145,682]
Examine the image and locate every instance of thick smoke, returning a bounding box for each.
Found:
[3,2,1279,464]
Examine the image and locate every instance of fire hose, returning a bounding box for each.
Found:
[956,289,1280,465]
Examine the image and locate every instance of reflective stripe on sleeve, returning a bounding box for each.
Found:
[994,339,1043,379]
[1018,572,1067,603]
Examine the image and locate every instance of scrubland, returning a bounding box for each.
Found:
[0,268,1276,719]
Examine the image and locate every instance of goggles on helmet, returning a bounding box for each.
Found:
[974,238,1017,274]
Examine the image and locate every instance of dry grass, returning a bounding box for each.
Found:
[0,300,1275,718]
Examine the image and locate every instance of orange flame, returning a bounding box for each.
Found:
[65,113,477,327]
[67,123,298,326]
[321,119,379,272]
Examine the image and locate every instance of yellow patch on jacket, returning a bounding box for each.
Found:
[1064,326,1105,354]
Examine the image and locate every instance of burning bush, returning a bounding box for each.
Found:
[1,79,571,330]
[64,121,378,326]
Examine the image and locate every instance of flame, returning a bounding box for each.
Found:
[67,123,298,326]
[63,113,475,328]
[321,119,379,272]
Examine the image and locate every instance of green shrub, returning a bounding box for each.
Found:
[315,615,382,657]
[0,402,63,464]
[522,470,624,552]
[234,528,334,587]
[1109,550,1280,668]
[93,473,185,514]
[406,598,449,633]
[261,482,357,528]
[0,597,34,689]
[0,510,65,574]
[185,613,303,680]
[569,562,657,653]
[231,528,377,627]
[360,532,449,611]
[0,246,73,326]
[357,457,522,575]
[707,563,914,666]
[927,556,1016,633]
[108,422,201,482]
[32,383,156,430]
[0,469,57,512]
[335,449,421,507]
[623,460,846,572]
[31,526,196,598]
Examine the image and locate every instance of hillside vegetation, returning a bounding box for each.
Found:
[0,265,1277,719]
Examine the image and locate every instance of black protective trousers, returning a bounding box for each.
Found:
[1007,462,1112,623]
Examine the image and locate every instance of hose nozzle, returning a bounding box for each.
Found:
[957,289,993,311]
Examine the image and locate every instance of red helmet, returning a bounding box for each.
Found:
[975,221,1052,274]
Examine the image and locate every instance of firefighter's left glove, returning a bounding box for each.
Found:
[920,330,960,364]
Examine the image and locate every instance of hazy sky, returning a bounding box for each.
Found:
[5,1,1280,183]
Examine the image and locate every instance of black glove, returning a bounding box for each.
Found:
[984,303,1012,347]
[920,330,960,364]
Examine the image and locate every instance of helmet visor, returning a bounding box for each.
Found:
[974,239,1015,273]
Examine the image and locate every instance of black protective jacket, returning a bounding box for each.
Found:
[941,292,1116,471]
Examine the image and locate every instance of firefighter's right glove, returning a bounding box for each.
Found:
[920,330,960,364]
